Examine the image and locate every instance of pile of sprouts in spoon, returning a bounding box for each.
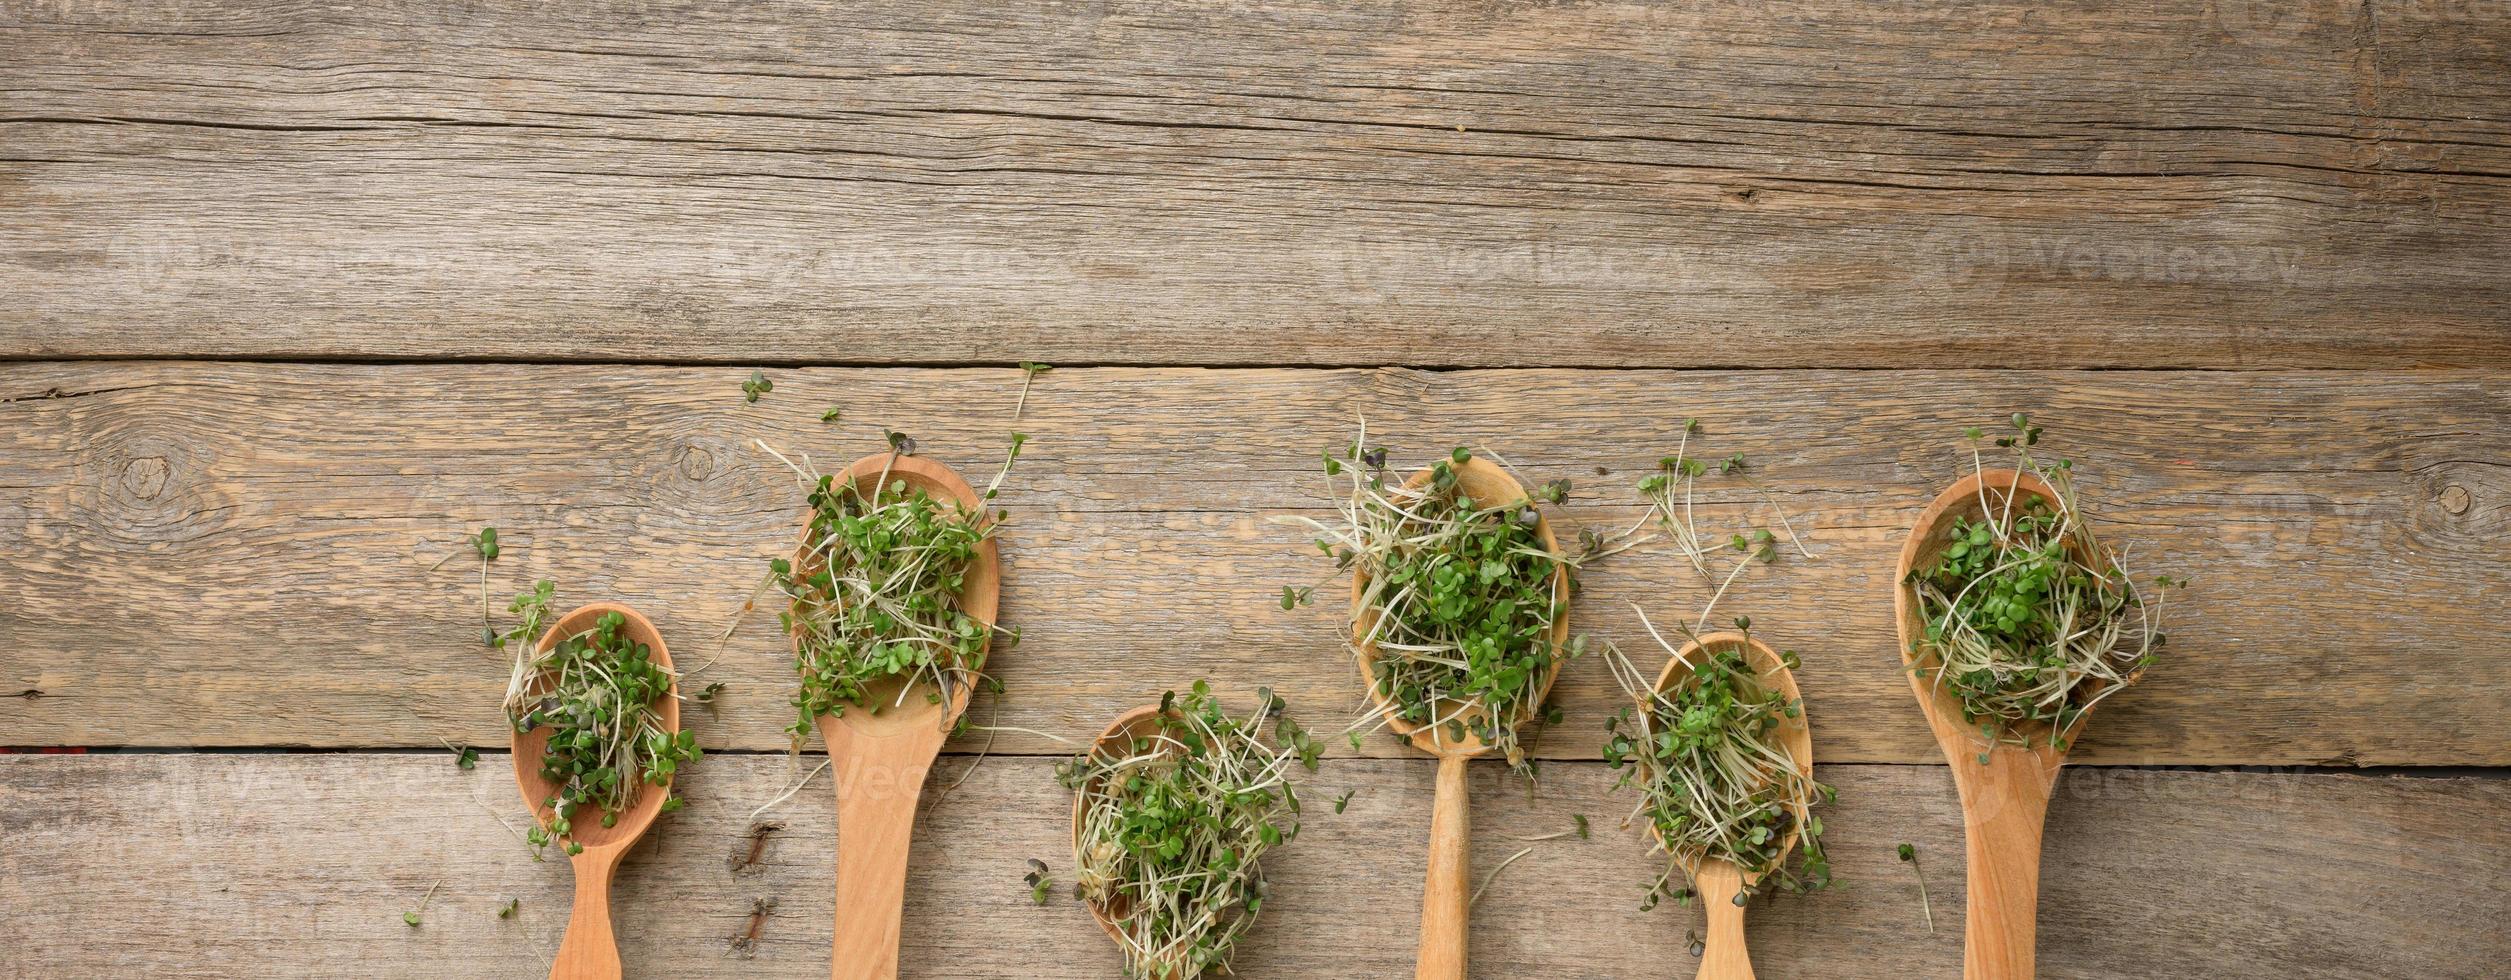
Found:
[1907,415,2178,755]
[1276,426,1571,773]
[767,437,1025,747]
[1602,615,1832,909]
[500,584,700,857]
[1061,683,1303,980]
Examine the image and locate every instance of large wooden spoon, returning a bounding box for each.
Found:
[1643,632,1813,980]
[795,453,998,980]
[1896,468,2138,979]
[510,602,680,980]
[1352,455,1570,980]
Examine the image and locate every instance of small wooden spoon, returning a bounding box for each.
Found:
[510,602,680,980]
[795,453,999,980]
[1351,455,1570,980]
[1073,705,1173,971]
[1642,632,1813,980]
[1896,468,2139,980]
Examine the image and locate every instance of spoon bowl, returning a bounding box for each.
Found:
[1896,467,2125,979]
[1073,705,1173,953]
[509,601,679,980]
[796,452,999,980]
[1642,631,1811,980]
[1349,455,1571,757]
[1346,454,1569,980]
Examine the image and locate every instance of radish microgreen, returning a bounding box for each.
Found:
[500,590,699,858]
[769,436,1025,746]
[1603,617,1833,910]
[1061,684,1303,980]
[1275,426,1572,774]
[1908,415,2178,754]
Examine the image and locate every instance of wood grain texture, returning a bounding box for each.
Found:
[2,363,2506,764]
[3,0,2509,367]
[1,753,2503,979]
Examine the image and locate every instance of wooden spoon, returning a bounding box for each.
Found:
[1073,705,1173,972]
[794,453,999,980]
[1896,468,2139,980]
[1642,632,1813,980]
[1351,455,1570,980]
[510,602,680,980]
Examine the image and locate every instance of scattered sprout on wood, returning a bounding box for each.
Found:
[1024,858,1054,905]
[402,881,440,927]
[1898,842,1935,933]
[1470,845,1538,907]
[1060,684,1303,980]
[496,897,519,920]
[463,526,501,646]
[1333,789,1356,814]
[1603,616,1833,910]
[449,743,478,770]
[501,590,700,859]
[1614,426,1810,630]
[1908,415,2178,754]
[1273,424,1574,776]
[693,682,726,708]
[822,407,842,423]
[741,370,773,404]
[1013,362,1052,421]
[771,436,1025,748]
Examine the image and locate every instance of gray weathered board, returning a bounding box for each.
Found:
[3,364,2504,765]
[1,0,2507,367]
[3,754,2503,979]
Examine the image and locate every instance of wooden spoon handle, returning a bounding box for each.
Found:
[548,853,621,980]
[1414,753,1471,980]
[1957,753,2056,980]
[1693,862,1755,980]
[828,723,947,980]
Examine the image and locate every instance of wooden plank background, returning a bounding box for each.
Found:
[2,363,2505,765]
[3,0,2507,976]
[4,754,2504,979]
[1,0,2507,367]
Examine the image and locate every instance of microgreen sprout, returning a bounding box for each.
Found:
[741,370,772,404]
[1024,858,1054,905]
[496,897,519,920]
[1602,615,1832,910]
[466,526,501,645]
[1061,684,1303,980]
[1273,424,1572,774]
[1333,789,1356,814]
[769,437,1025,747]
[1013,362,1051,421]
[402,881,440,927]
[1601,426,1810,630]
[693,682,726,708]
[822,407,842,424]
[1897,842,1934,933]
[446,742,478,770]
[1908,415,2177,753]
[500,591,700,858]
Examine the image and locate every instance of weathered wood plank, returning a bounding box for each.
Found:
[2,0,2508,367]
[1,754,2501,978]
[2,363,2504,764]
